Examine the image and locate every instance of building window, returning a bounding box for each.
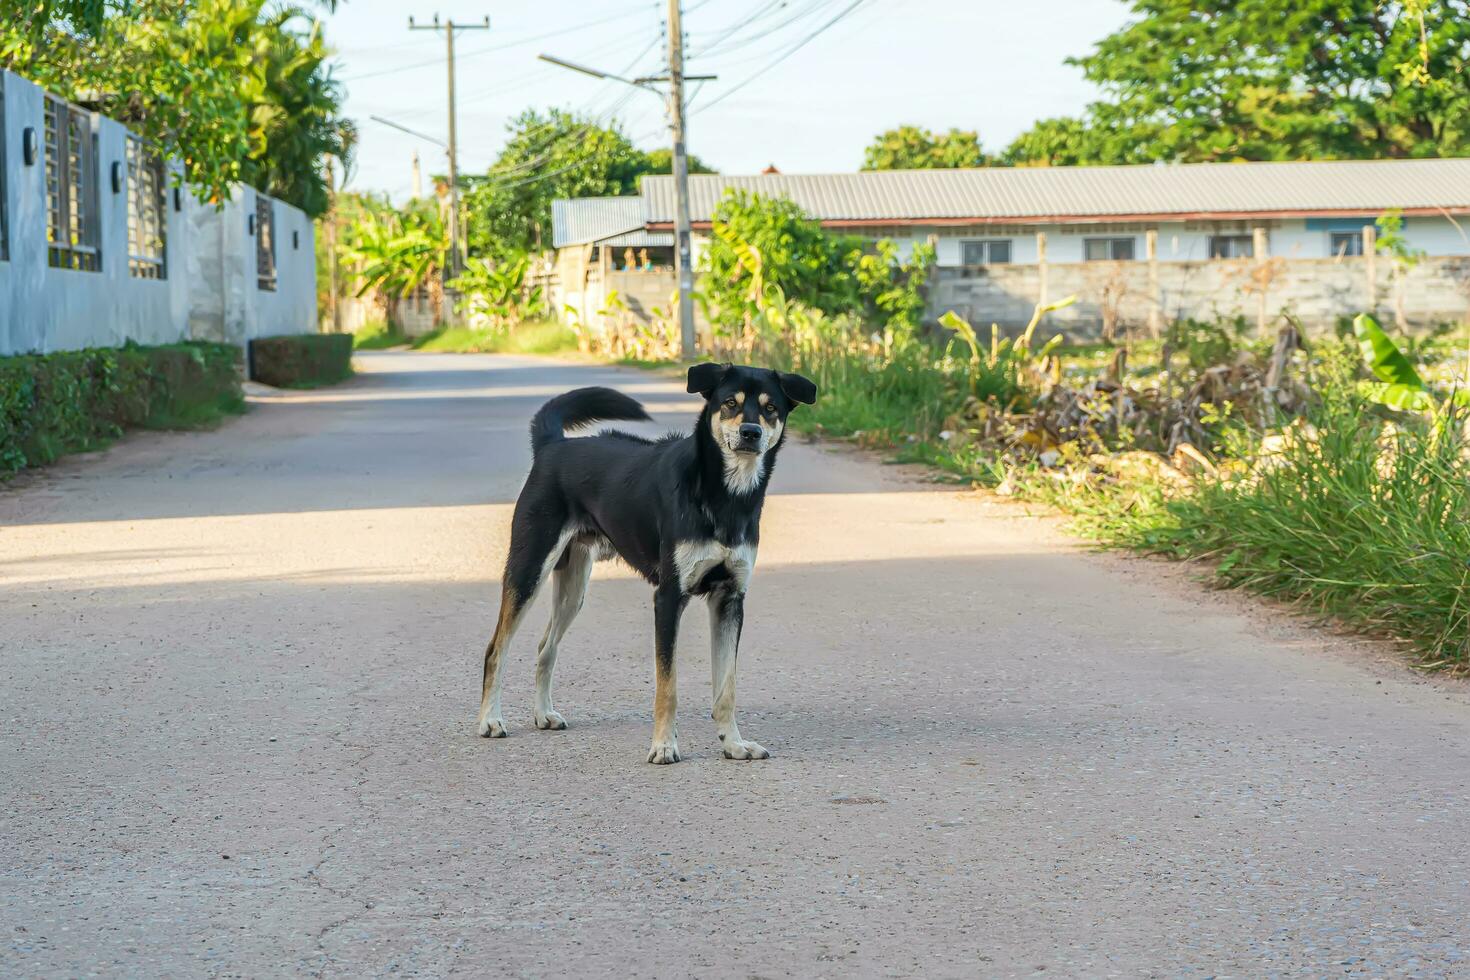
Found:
[1209,234,1255,259]
[1084,237,1135,261]
[44,95,101,272]
[961,239,1011,265]
[126,136,167,280]
[255,195,277,291]
[1329,231,1364,257]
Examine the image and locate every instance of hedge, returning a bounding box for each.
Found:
[0,342,244,478]
[248,334,353,388]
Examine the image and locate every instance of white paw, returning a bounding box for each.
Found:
[646,740,681,765]
[534,710,567,731]
[720,737,769,761]
[477,716,508,738]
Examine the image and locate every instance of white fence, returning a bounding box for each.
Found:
[0,70,317,356]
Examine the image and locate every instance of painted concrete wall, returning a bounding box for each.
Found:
[930,255,1470,336]
[1,70,316,356]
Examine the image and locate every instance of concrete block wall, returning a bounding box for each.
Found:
[1,70,316,356]
[930,256,1470,337]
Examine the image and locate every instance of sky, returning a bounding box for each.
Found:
[325,0,1133,201]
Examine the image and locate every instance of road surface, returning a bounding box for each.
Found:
[2,351,1468,978]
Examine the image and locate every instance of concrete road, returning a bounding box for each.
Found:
[2,351,1468,978]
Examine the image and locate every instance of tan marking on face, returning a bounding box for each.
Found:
[758,392,769,407]
[734,391,745,405]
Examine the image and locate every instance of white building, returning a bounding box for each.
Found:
[554,159,1470,335]
[0,70,318,356]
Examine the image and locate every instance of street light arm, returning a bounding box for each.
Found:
[538,53,657,92]
[370,115,448,149]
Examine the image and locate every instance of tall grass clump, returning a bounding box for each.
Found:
[1053,340,1470,668]
[1167,402,1467,666]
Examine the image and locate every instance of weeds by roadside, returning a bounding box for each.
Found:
[719,285,1470,671]
[350,319,578,355]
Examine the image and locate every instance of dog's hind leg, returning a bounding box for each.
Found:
[477,524,571,738]
[533,542,593,730]
[647,579,687,764]
[709,588,768,760]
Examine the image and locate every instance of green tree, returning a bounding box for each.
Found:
[998,117,1100,167]
[861,125,986,170]
[339,194,449,302]
[1004,0,1470,164]
[462,110,718,257]
[240,6,357,217]
[1,0,350,215]
[642,147,717,175]
[462,109,653,257]
[698,189,933,339]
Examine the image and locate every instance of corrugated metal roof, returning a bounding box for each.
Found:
[550,196,643,247]
[597,229,674,247]
[640,159,1470,225]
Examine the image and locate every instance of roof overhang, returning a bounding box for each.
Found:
[648,206,1470,232]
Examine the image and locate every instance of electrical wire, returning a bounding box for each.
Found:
[693,0,870,113]
[338,5,649,83]
[693,0,849,60]
[686,0,788,56]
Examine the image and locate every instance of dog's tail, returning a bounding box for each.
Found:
[529,386,651,455]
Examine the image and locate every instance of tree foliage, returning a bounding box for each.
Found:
[698,189,934,339]
[338,193,449,301]
[0,0,351,216]
[861,125,986,170]
[462,109,717,258]
[1004,0,1470,165]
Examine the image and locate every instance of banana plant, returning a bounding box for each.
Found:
[1353,313,1469,412]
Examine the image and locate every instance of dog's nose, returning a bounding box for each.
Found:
[738,423,762,444]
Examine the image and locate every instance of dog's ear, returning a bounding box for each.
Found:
[778,371,817,406]
[687,362,728,397]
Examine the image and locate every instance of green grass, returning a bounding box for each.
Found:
[1027,396,1470,668]
[352,320,408,350]
[737,323,1470,671]
[1,341,244,477]
[410,319,579,355]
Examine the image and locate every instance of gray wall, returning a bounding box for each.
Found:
[185,184,317,348]
[1,70,316,356]
[929,255,1470,337]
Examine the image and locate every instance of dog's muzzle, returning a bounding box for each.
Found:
[736,423,763,453]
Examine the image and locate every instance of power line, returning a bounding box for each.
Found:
[686,0,787,55]
[694,0,870,113]
[471,34,665,182]
[339,6,648,82]
[694,0,846,60]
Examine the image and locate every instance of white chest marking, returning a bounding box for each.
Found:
[673,540,757,593]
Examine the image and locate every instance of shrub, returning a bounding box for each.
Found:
[698,189,934,341]
[249,334,354,388]
[0,342,243,477]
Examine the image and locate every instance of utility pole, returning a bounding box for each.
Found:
[408,13,489,282]
[665,0,696,358]
[537,6,713,357]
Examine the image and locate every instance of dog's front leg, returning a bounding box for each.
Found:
[709,589,769,760]
[648,580,687,764]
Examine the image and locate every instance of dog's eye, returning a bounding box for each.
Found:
[763,403,778,416]
[723,397,738,411]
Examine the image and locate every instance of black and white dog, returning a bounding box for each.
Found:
[476,362,817,764]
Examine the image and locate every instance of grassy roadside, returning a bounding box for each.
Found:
[1,342,245,478]
[764,324,1470,670]
[352,319,578,355]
